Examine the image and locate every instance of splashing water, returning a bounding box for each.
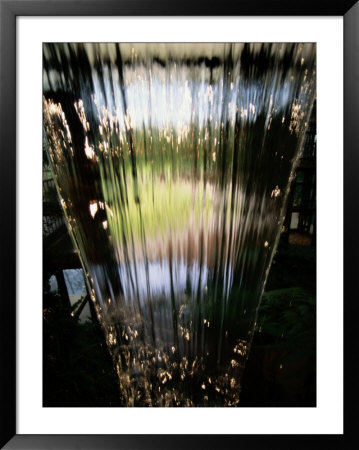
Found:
[43,43,316,406]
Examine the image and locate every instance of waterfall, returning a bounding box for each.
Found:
[43,42,316,406]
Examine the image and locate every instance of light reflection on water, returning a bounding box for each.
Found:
[43,43,316,406]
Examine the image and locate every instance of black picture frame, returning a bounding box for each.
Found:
[1,1,357,448]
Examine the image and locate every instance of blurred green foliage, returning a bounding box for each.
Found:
[43,291,122,407]
[240,240,316,406]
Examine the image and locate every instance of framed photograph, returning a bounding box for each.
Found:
[1,1,357,448]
